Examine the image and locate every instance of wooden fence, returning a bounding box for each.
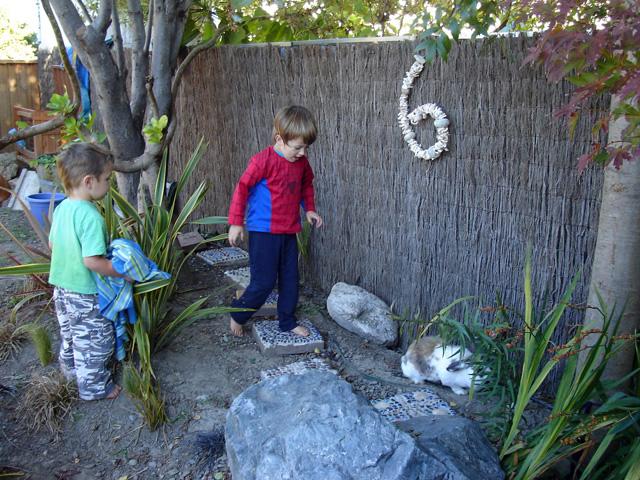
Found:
[171,37,607,378]
[0,60,39,142]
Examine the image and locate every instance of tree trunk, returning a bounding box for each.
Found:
[581,95,640,383]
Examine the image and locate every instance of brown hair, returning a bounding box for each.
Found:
[56,143,113,193]
[272,105,317,145]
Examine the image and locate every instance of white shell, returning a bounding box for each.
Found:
[434,118,450,128]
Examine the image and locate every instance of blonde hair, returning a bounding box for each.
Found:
[272,105,317,145]
[56,143,113,193]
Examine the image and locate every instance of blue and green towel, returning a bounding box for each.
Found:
[94,239,171,361]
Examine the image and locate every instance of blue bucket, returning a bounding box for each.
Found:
[27,192,66,227]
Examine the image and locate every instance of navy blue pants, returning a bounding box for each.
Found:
[230,232,299,331]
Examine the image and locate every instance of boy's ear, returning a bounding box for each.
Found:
[82,175,94,187]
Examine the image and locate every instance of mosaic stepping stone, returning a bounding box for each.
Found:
[224,266,251,289]
[235,289,278,317]
[260,358,336,381]
[197,247,249,267]
[252,319,324,355]
[372,388,455,423]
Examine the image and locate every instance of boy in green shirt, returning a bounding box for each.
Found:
[49,143,126,400]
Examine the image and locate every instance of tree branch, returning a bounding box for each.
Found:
[75,0,93,23]
[42,0,82,109]
[146,79,160,118]
[93,0,113,34]
[111,2,127,75]
[128,0,148,127]
[492,0,513,33]
[113,142,162,173]
[170,25,230,100]
[144,0,154,55]
[0,117,66,151]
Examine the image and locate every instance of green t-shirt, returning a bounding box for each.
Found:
[49,199,107,294]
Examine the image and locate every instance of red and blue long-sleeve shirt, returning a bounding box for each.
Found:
[228,146,316,234]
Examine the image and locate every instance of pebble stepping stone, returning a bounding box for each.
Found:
[252,319,324,355]
[372,388,456,422]
[197,247,249,267]
[260,358,336,381]
[226,267,279,316]
[224,266,251,289]
[235,288,278,317]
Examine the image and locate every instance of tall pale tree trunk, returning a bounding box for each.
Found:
[581,94,640,383]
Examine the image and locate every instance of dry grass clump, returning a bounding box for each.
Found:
[16,371,77,435]
[0,320,28,362]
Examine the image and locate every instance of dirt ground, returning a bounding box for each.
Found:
[0,207,479,480]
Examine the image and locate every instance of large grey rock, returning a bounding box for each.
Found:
[0,152,18,180]
[396,416,505,480]
[326,282,397,346]
[225,371,431,480]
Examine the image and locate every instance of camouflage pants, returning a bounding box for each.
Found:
[53,287,115,400]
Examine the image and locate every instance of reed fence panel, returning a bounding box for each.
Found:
[172,37,607,381]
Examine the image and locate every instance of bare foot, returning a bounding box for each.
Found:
[230,317,244,337]
[106,384,122,400]
[290,325,310,337]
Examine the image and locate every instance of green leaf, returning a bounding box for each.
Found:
[191,216,228,225]
[227,27,247,44]
[201,21,215,42]
[593,149,609,166]
[133,278,172,295]
[448,19,461,40]
[0,263,50,276]
[16,120,28,129]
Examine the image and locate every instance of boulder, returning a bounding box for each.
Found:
[326,282,397,346]
[396,416,505,480]
[0,152,18,180]
[225,371,432,480]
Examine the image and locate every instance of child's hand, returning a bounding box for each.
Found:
[229,225,245,247]
[306,211,323,228]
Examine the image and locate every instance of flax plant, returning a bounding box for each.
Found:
[103,140,243,429]
[499,252,582,461]
[497,253,638,480]
[122,322,168,430]
[104,139,237,352]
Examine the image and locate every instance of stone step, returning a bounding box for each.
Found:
[196,247,249,267]
[224,266,251,289]
[252,319,324,356]
[260,358,336,381]
[372,389,456,423]
[234,288,278,317]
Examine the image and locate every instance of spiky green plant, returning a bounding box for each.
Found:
[27,325,53,366]
[104,139,240,352]
[122,322,167,431]
[103,140,246,429]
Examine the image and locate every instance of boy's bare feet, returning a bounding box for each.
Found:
[230,317,244,337]
[290,325,310,337]
[106,384,122,400]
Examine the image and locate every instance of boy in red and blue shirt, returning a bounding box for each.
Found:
[228,106,323,337]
